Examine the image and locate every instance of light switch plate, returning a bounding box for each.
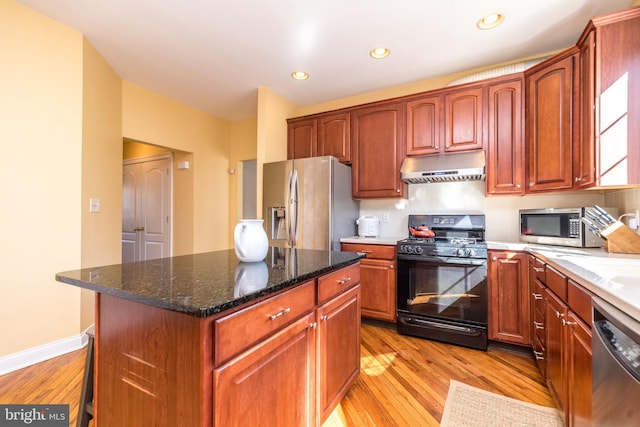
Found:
[89,198,101,213]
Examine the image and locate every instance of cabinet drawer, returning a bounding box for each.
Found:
[530,257,546,283]
[214,280,315,366]
[318,263,360,304]
[341,243,396,260]
[545,265,567,302]
[568,279,592,325]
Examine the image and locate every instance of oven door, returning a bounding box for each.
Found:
[397,257,487,325]
[396,256,488,350]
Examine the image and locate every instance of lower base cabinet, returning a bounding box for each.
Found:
[214,313,317,426]
[566,312,592,427]
[341,243,396,321]
[317,285,361,423]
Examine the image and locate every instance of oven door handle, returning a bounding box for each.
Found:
[398,317,483,336]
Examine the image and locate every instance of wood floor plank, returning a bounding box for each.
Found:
[0,323,554,427]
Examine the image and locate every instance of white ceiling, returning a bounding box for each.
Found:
[17,0,633,121]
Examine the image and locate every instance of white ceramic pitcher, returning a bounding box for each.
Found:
[234,219,268,262]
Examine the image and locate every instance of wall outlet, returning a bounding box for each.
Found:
[382,212,389,223]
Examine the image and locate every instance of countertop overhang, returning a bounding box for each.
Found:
[56,248,363,318]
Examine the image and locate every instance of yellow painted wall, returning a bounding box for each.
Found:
[256,87,297,217]
[122,82,232,252]
[228,118,258,242]
[80,39,123,330]
[0,0,83,356]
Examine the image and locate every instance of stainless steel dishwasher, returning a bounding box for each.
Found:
[592,297,640,426]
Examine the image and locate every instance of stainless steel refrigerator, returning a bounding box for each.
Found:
[263,156,359,251]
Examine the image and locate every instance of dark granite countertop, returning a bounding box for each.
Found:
[56,247,363,318]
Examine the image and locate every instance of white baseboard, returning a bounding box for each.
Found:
[0,324,94,376]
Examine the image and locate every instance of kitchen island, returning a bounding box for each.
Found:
[56,247,363,426]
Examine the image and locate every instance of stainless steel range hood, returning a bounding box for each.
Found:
[400,151,485,184]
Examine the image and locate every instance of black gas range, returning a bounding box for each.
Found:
[396,214,488,350]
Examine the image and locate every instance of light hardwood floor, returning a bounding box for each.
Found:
[0,323,554,426]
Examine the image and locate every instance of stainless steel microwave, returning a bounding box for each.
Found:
[519,207,619,248]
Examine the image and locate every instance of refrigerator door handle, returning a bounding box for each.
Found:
[285,169,293,247]
[290,169,299,247]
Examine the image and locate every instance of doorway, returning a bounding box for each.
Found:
[122,153,172,263]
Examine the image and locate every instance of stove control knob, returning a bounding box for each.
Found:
[404,246,413,254]
[414,246,424,255]
[455,248,465,257]
[467,249,476,257]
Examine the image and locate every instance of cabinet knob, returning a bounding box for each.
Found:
[555,311,564,319]
[310,322,318,330]
[516,184,521,189]
[396,189,401,193]
[389,264,394,269]
[575,177,582,182]
[321,315,329,322]
[492,257,498,261]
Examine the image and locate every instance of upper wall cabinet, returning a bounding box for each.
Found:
[525,49,578,193]
[578,7,640,186]
[444,85,485,152]
[287,112,351,164]
[351,102,406,199]
[318,112,351,163]
[405,94,442,156]
[486,75,525,196]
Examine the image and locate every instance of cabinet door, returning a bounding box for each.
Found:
[317,285,360,424]
[566,312,592,427]
[351,102,405,199]
[486,77,525,195]
[488,251,529,345]
[318,112,351,163]
[360,258,397,321]
[288,118,317,160]
[406,95,442,156]
[214,313,316,427]
[444,86,484,152]
[576,30,596,188]
[526,52,576,192]
[545,289,568,414]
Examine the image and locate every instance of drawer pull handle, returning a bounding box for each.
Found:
[360,250,373,254]
[555,311,564,319]
[533,321,545,330]
[337,277,352,285]
[562,319,577,327]
[269,307,291,320]
[534,267,544,273]
[532,293,543,300]
[533,351,545,360]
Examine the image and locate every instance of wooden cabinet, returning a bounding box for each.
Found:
[444,85,484,152]
[405,94,442,156]
[576,29,597,189]
[341,243,396,322]
[351,102,406,199]
[529,255,593,427]
[287,112,351,163]
[318,112,351,163]
[317,284,360,423]
[566,311,592,427]
[288,118,317,160]
[578,8,640,186]
[486,76,525,195]
[525,49,578,192]
[214,312,317,426]
[545,287,568,415]
[488,250,529,345]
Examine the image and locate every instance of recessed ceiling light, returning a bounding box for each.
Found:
[477,13,504,30]
[291,71,309,80]
[370,47,390,59]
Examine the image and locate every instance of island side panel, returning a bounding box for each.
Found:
[96,294,213,426]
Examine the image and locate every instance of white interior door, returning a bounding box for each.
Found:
[122,155,172,263]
